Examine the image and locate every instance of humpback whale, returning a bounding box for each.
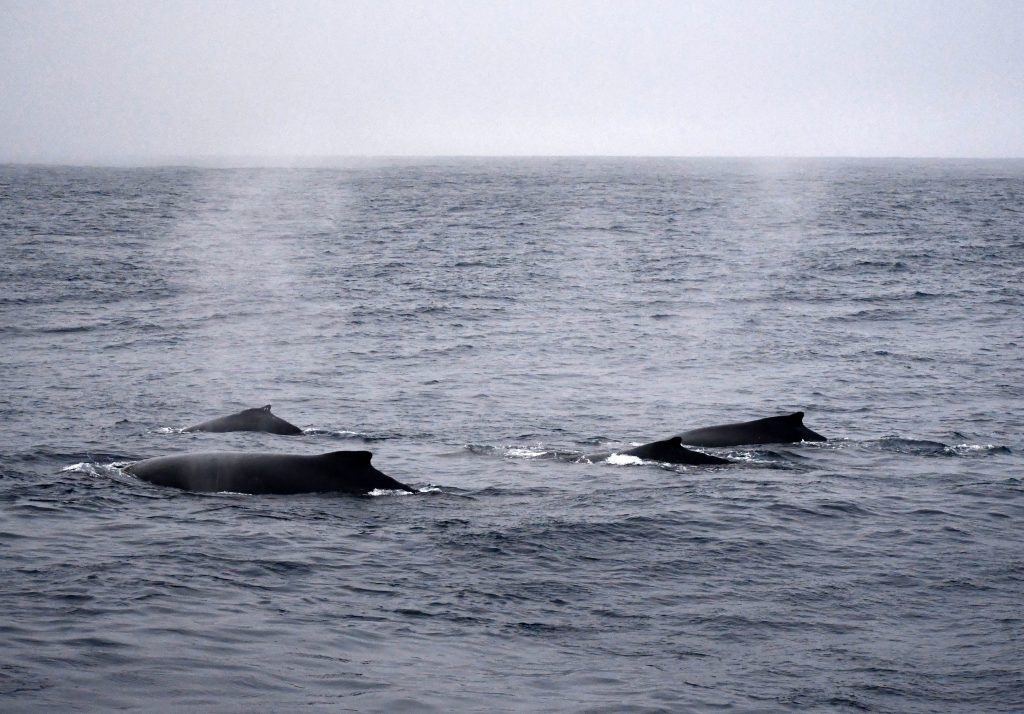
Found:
[677,412,826,447]
[588,436,730,466]
[183,405,302,435]
[125,450,414,494]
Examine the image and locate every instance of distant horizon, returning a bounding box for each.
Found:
[2,150,1024,165]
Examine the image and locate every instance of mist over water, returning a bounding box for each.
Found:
[1,158,1022,712]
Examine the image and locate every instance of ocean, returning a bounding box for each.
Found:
[1,158,1021,712]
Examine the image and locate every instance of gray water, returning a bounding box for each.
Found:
[1,158,1022,712]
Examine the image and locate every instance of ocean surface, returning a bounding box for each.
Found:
[1,158,1021,712]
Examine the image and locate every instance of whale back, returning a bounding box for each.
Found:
[126,450,414,494]
[622,436,731,465]
[183,405,303,435]
[677,411,826,447]
[320,450,416,493]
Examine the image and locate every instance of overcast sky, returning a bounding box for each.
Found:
[2,0,1023,161]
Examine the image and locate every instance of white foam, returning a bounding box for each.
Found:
[950,443,998,455]
[367,488,416,497]
[506,447,548,459]
[723,450,762,462]
[63,461,129,478]
[606,453,644,466]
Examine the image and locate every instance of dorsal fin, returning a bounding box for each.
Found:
[667,436,683,447]
[789,411,805,421]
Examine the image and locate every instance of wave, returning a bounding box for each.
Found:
[867,437,1010,457]
[463,443,577,461]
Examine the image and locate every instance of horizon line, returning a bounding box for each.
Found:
[3,153,1024,169]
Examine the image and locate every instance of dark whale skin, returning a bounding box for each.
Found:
[677,412,826,447]
[183,405,302,435]
[125,450,414,494]
[588,436,730,465]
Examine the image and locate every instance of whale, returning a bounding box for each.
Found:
[124,450,415,494]
[587,436,730,466]
[183,405,302,435]
[676,411,826,447]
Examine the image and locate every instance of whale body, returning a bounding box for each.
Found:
[588,436,730,465]
[677,412,826,447]
[183,405,302,435]
[125,450,414,494]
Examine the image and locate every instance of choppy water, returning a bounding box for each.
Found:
[1,158,1022,712]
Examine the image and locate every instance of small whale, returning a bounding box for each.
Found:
[183,405,302,435]
[677,411,826,447]
[124,450,414,494]
[588,436,730,465]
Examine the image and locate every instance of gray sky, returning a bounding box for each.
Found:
[2,0,1023,161]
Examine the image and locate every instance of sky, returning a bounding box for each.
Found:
[2,0,1023,161]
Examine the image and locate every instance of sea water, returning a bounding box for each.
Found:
[1,158,1021,712]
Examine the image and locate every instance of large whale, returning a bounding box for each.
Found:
[124,450,414,494]
[677,411,826,447]
[183,405,302,435]
[587,436,730,465]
